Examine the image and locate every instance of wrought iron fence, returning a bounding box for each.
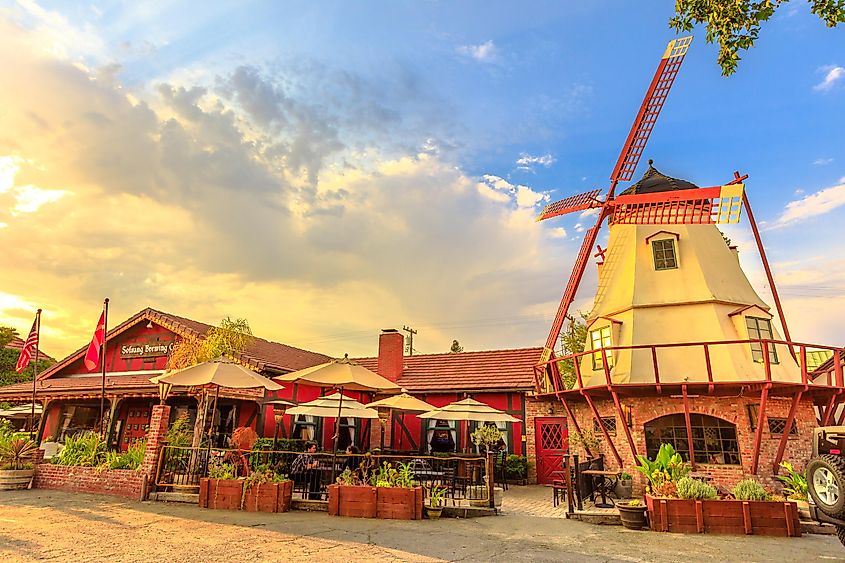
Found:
[156,446,494,505]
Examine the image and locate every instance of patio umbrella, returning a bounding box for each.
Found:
[151,356,283,447]
[285,393,379,420]
[274,354,399,479]
[418,398,520,422]
[367,392,436,451]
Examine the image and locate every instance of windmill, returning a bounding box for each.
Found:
[535,35,793,380]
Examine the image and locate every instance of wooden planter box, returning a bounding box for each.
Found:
[328,485,423,520]
[0,469,34,491]
[199,478,243,511]
[242,481,294,513]
[645,495,801,537]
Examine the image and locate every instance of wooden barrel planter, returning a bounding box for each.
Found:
[0,469,34,491]
[328,484,423,520]
[242,481,294,513]
[645,495,801,537]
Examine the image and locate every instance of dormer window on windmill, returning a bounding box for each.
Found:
[645,231,680,271]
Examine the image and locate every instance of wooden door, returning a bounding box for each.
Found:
[534,417,568,484]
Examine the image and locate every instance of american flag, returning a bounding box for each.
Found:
[14,316,39,373]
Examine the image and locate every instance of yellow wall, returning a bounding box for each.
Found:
[578,223,800,386]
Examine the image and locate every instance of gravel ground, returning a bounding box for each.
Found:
[0,490,843,562]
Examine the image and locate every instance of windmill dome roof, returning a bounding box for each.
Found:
[619,160,699,195]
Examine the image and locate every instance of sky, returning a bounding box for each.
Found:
[0,1,843,360]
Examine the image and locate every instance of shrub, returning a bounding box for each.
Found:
[470,425,503,449]
[165,415,194,447]
[208,456,237,480]
[368,461,415,488]
[0,437,38,470]
[103,440,146,470]
[676,477,718,500]
[505,455,528,479]
[777,461,808,501]
[252,438,305,452]
[636,443,689,494]
[230,427,258,451]
[52,432,108,467]
[732,479,770,501]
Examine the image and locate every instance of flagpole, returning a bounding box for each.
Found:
[99,298,109,440]
[29,309,42,441]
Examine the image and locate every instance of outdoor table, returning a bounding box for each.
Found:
[581,469,620,508]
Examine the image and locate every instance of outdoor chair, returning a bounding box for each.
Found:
[495,450,508,491]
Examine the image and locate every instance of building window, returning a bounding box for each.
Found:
[292,414,318,442]
[427,419,457,453]
[652,239,678,270]
[746,317,778,364]
[590,326,614,371]
[644,413,740,465]
[767,417,798,436]
[56,404,101,442]
[594,416,617,436]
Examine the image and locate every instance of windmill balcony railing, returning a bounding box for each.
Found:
[534,338,844,396]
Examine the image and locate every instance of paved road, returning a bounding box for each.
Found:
[0,490,843,562]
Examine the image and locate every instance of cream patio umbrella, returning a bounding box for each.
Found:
[418,398,520,454]
[367,392,436,451]
[285,393,379,420]
[151,355,283,447]
[274,354,399,477]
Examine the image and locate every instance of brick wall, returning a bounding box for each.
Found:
[525,392,815,494]
[34,464,146,500]
[141,404,171,480]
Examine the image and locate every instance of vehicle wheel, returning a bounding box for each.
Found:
[808,455,845,519]
[837,525,845,548]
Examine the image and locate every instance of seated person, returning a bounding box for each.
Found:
[290,441,320,499]
[343,445,362,476]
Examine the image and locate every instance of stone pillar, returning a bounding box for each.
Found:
[141,404,171,489]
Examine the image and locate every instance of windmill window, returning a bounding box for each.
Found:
[594,416,617,436]
[746,317,778,364]
[590,326,614,371]
[644,414,740,465]
[652,238,678,270]
[767,417,798,436]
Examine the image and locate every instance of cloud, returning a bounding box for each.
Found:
[769,180,845,229]
[0,18,572,358]
[814,65,845,92]
[456,40,498,63]
[548,227,567,238]
[814,158,834,166]
[516,153,555,171]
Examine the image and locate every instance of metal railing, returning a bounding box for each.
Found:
[156,446,493,504]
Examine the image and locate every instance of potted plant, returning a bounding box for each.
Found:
[425,485,448,520]
[616,498,648,530]
[199,458,243,510]
[0,437,38,490]
[777,461,809,517]
[615,472,633,499]
[328,462,423,519]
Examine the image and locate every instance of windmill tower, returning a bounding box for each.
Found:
[528,37,842,485]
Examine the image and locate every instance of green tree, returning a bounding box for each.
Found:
[671,0,845,75]
[557,314,588,390]
[0,327,20,347]
[165,317,254,449]
[450,340,464,353]
[0,325,54,388]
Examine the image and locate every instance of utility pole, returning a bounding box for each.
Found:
[402,325,417,356]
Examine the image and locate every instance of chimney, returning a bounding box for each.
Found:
[377,329,404,382]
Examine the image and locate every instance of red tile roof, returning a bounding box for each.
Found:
[354,347,542,393]
[38,307,331,380]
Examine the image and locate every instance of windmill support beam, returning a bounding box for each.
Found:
[582,390,623,468]
[742,193,795,359]
[773,390,803,474]
[751,384,771,475]
[681,384,696,470]
[609,388,638,461]
[822,393,838,426]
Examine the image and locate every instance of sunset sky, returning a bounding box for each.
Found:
[1,1,843,360]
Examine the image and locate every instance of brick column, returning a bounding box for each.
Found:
[141,404,171,486]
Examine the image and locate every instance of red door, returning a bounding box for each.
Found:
[534,417,568,484]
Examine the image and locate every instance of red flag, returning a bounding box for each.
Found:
[84,311,106,371]
[14,317,39,373]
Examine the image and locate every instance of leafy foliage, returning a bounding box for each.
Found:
[230,427,259,451]
[252,438,306,452]
[470,425,503,449]
[505,454,529,479]
[101,440,146,470]
[165,414,195,447]
[569,428,600,454]
[427,485,448,507]
[671,0,845,76]
[732,478,771,501]
[167,317,253,370]
[635,443,690,496]
[676,476,718,500]
[777,461,808,500]
[557,313,587,389]
[0,437,38,470]
[52,432,108,467]
[208,456,237,480]
[369,461,415,488]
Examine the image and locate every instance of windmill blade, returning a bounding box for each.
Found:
[540,217,604,364]
[536,189,603,222]
[611,183,744,225]
[609,36,693,188]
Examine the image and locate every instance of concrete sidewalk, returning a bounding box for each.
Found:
[0,490,842,562]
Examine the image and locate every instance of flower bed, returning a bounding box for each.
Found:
[327,484,423,520]
[646,495,801,537]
